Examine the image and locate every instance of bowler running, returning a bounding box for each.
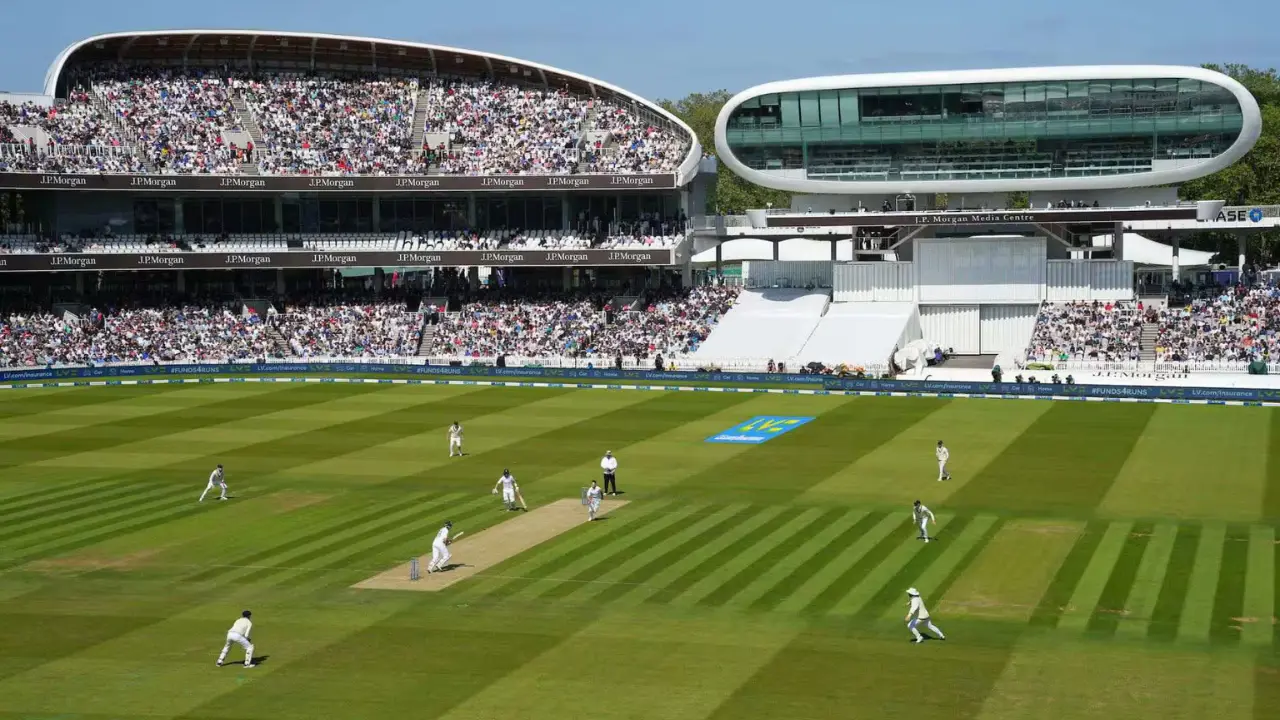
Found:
[448,422,464,457]
[585,479,603,521]
[913,500,936,542]
[936,440,952,481]
[216,610,256,667]
[199,464,228,502]
[905,588,946,643]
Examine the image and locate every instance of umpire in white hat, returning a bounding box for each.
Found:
[600,451,619,495]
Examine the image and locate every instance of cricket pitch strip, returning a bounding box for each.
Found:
[353,497,629,592]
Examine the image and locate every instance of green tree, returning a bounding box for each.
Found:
[659,91,791,215]
[1178,65,1280,265]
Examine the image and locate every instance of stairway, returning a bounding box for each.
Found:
[410,88,430,158]
[266,321,294,358]
[230,93,268,171]
[88,87,153,171]
[1140,320,1159,363]
[416,315,436,356]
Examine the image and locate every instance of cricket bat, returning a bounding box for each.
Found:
[516,490,527,510]
[449,531,465,544]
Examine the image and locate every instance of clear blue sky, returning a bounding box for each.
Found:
[0,0,1276,101]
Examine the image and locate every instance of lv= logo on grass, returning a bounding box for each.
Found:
[706,416,816,445]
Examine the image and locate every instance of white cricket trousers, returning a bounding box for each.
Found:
[218,631,254,666]
[587,498,601,520]
[908,617,945,640]
[430,542,450,571]
[450,439,462,455]
[502,488,516,506]
[918,517,930,539]
[938,460,949,480]
[200,482,226,502]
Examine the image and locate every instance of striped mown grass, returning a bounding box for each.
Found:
[0,382,1276,719]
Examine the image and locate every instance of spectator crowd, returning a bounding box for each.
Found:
[1025,301,1144,363]
[431,285,739,360]
[0,301,421,367]
[274,302,422,357]
[2,67,688,176]
[1155,283,1280,363]
[0,305,273,366]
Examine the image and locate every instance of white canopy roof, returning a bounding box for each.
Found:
[1085,233,1215,267]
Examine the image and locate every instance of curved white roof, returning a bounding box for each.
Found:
[715,65,1261,194]
[42,29,702,183]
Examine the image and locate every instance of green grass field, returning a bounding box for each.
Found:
[0,381,1277,719]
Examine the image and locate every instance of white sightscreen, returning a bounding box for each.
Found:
[916,237,1046,303]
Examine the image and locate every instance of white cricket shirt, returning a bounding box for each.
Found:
[229,617,252,637]
[908,596,931,620]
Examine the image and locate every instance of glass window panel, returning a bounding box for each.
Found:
[798,92,820,127]
[780,93,800,127]
[1068,81,1089,97]
[838,90,859,125]
[819,90,840,127]
[545,196,562,230]
[158,200,176,235]
[282,203,300,234]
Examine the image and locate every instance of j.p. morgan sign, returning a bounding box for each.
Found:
[0,172,677,193]
[0,249,675,272]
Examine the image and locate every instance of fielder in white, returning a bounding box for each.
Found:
[913,500,936,542]
[199,464,228,502]
[428,521,454,573]
[448,422,464,457]
[216,610,256,667]
[493,469,519,511]
[585,480,603,521]
[936,440,952,481]
[905,588,946,643]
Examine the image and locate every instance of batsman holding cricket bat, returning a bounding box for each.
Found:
[493,469,526,511]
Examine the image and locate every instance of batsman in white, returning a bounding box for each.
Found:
[216,609,256,667]
[585,479,603,521]
[427,520,454,573]
[905,588,946,643]
[913,500,936,542]
[492,469,519,511]
[936,440,952,481]
[448,421,464,457]
[199,464,228,502]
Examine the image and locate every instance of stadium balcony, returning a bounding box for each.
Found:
[9,32,702,179]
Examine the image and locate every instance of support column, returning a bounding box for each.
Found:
[276,268,285,295]
[1171,235,1180,282]
[75,272,85,296]
[561,196,570,231]
[175,271,186,295]
[371,197,381,233]
[772,241,780,261]
[466,195,477,228]
[562,266,571,292]
[1113,221,1125,262]
[173,198,184,234]
[467,266,480,290]
[274,197,284,233]
[715,242,723,278]
[831,240,838,262]
[1238,233,1247,274]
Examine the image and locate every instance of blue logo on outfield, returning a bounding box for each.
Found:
[706,416,815,444]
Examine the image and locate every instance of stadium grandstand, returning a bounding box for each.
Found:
[4,40,1280,386]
